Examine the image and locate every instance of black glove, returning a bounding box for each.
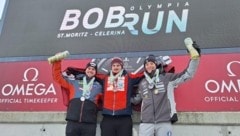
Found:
[186,41,201,56]
[192,41,201,56]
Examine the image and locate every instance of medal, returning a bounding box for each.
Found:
[144,94,148,99]
[154,89,159,94]
[109,84,114,90]
[148,83,154,89]
[80,97,85,101]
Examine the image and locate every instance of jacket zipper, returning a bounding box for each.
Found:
[113,92,116,115]
[79,101,84,122]
[151,89,156,124]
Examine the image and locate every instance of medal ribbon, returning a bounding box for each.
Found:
[109,69,123,84]
[82,76,95,98]
[144,69,160,88]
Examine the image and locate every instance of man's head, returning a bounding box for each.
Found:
[85,62,97,78]
[111,57,123,74]
[144,54,157,74]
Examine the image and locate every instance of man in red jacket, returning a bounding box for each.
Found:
[99,57,143,136]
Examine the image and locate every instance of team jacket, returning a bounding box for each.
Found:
[52,61,103,123]
[137,59,200,123]
[97,70,143,116]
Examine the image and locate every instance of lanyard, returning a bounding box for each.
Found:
[81,76,95,99]
[144,69,160,89]
[109,69,123,84]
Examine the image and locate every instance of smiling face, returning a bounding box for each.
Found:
[111,63,123,74]
[85,66,96,78]
[144,61,157,74]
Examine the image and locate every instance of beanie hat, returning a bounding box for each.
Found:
[111,57,123,67]
[85,62,97,71]
[144,54,157,66]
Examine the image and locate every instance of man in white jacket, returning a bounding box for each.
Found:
[132,38,201,136]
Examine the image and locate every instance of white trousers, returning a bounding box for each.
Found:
[139,122,173,136]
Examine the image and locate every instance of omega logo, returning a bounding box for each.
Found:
[204,60,240,102]
[1,67,56,96]
[205,61,240,94]
[227,61,240,77]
